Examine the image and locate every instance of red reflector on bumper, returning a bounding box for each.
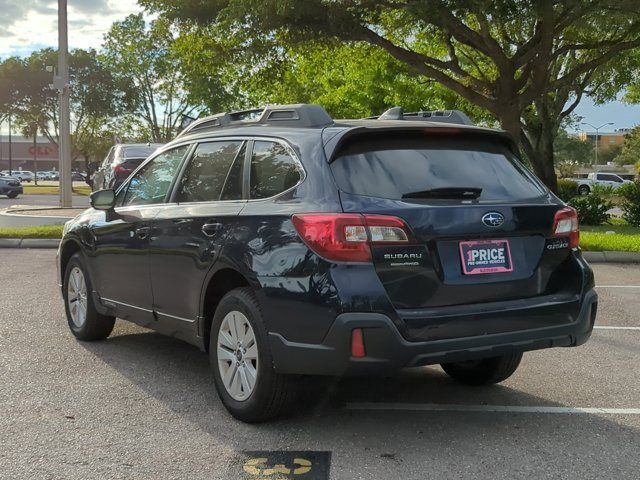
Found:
[351,328,366,358]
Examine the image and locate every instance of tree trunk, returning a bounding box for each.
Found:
[529,139,558,192]
[498,105,559,193]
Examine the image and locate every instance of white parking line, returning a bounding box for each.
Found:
[596,285,640,288]
[346,403,640,415]
[595,326,640,331]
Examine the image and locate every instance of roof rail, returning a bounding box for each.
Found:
[371,107,474,126]
[176,104,333,137]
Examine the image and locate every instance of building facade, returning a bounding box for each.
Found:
[0,135,85,172]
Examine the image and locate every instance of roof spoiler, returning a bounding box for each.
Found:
[370,107,474,126]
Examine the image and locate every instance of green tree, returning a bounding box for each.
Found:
[0,48,131,171]
[616,126,640,167]
[173,32,493,121]
[102,14,203,142]
[554,130,593,165]
[600,143,624,166]
[553,129,593,177]
[142,0,640,191]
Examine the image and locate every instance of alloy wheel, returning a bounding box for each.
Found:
[67,266,88,328]
[217,310,259,401]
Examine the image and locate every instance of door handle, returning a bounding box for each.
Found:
[173,219,192,225]
[201,223,223,237]
[135,226,151,239]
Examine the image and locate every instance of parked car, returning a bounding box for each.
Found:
[71,172,87,182]
[58,104,597,422]
[1,170,33,182]
[0,175,23,198]
[36,171,52,181]
[48,171,60,181]
[92,143,163,191]
[567,172,633,195]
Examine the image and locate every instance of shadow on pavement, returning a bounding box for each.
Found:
[81,325,640,477]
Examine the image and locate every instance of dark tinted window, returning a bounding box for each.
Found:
[250,141,302,199]
[176,141,244,203]
[599,174,622,182]
[331,135,546,201]
[221,143,246,201]
[122,146,188,206]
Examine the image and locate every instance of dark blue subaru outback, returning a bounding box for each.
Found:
[58,104,597,422]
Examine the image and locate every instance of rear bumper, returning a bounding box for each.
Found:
[268,288,598,376]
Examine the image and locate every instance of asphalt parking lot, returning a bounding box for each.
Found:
[1,249,638,480]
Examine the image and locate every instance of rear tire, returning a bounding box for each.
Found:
[210,287,296,422]
[63,253,115,341]
[441,352,523,386]
[578,185,590,195]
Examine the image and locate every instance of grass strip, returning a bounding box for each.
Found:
[580,224,640,252]
[23,185,91,196]
[0,225,64,239]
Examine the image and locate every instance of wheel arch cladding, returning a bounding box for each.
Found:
[202,268,251,351]
[60,239,82,284]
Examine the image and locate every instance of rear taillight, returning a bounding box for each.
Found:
[291,213,415,262]
[553,207,579,248]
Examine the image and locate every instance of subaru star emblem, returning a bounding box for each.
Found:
[482,212,504,227]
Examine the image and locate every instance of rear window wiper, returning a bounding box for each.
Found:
[401,187,482,199]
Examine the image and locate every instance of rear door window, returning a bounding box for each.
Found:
[331,134,546,201]
[176,141,245,202]
[249,141,303,199]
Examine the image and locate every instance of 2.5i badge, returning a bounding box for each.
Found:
[459,239,513,275]
[546,238,569,250]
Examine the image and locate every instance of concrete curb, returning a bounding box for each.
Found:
[0,210,74,227]
[583,251,640,263]
[0,238,59,249]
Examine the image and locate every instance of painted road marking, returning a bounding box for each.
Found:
[595,326,640,330]
[346,403,640,415]
[237,451,331,480]
[596,285,640,288]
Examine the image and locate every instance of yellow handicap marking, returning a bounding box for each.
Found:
[243,457,313,478]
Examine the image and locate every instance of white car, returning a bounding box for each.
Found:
[568,172,633,195]
[1,170,33,183]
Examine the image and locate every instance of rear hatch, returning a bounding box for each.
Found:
[330,130,581,310]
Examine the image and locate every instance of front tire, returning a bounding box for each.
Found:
[7,192,18,199]
[63,253,115,341]
[441,352,523,386]
[210,287,295,422]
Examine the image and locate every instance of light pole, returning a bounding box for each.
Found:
[50,0,72,207]
[581,122,614,171]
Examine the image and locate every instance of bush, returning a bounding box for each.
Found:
[556,179,578,202]
[568,194,613,226]
[591,184,616,197]
[617,181,640,226]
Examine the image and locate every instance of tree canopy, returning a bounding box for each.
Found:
[141,0,640,190]
[101,14,203,142]
[0,48,131,167]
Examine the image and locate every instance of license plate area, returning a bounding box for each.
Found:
[459,239,513,275]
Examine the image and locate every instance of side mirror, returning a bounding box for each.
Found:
[90,189,116,211]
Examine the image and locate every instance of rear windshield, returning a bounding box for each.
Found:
[120,145,162,160]
[331,134,546,201]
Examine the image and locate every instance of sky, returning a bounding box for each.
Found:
[0,0,142,58]
[1,0,640,135]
